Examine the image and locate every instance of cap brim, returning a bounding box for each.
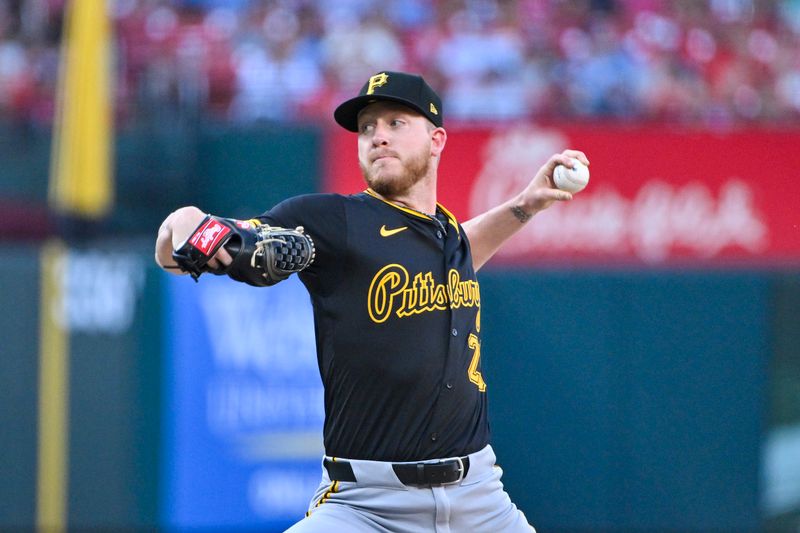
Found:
[334,94,430,132]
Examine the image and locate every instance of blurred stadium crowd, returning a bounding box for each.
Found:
[1,0,800,127]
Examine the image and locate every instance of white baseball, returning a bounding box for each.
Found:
[553,161,590,193]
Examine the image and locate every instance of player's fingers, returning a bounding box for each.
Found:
[544,154,564,172]
[562,149,589,166]
[214,247,233,267]
[544,152,579,173]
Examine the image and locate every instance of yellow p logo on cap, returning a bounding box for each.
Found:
[366,73,389,95]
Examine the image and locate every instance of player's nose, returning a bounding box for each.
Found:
[371,122,390,146]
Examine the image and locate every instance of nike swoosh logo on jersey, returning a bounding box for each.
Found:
[380,225,408,237]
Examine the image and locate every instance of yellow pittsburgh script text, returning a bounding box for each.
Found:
[368,264,480,324]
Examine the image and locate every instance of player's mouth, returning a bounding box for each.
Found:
[372,152,398,163]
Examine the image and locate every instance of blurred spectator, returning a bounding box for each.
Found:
[434,4,530,120]
[0,10,30,120]
[321,10,405,92]
[0,0,798,127]
[229,3,324,122]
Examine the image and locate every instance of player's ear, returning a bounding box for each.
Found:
[430,127,447,157]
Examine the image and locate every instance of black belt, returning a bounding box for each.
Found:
[324,456,471,486]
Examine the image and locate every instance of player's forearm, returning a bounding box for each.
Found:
[462,194,538,271]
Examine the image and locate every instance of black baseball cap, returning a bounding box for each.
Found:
[334,71,443,132]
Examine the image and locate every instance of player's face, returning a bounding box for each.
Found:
[357,102,434,197]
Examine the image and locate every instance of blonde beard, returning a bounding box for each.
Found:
[361,151,431,197]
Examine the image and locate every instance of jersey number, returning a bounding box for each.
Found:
[467,333,486,392]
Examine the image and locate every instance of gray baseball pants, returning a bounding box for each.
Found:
[285,444,535,533]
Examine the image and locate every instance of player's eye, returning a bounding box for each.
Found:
[360,123,375,134]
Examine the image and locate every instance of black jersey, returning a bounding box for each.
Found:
[259,190,488,462]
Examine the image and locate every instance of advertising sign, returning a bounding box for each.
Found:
[162,274,323,531]
[326,125,800,266]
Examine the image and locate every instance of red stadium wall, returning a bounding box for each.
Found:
[325,126,800,267]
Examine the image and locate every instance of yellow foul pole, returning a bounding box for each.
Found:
[36,241,69,533]
[48,0,114,218]
[39,1,113,531]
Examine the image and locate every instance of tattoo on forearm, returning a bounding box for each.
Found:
[510,205,532,223]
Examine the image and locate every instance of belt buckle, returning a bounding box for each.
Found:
[442,456,465,485]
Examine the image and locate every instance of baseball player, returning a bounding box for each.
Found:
[155,71,589,532]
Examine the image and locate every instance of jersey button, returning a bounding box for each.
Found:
[436,230,443,239]
[445,382,453,389]
[430,433,438,442]
[451,328,458,336]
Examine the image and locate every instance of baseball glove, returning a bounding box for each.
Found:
[172,215,315,286]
